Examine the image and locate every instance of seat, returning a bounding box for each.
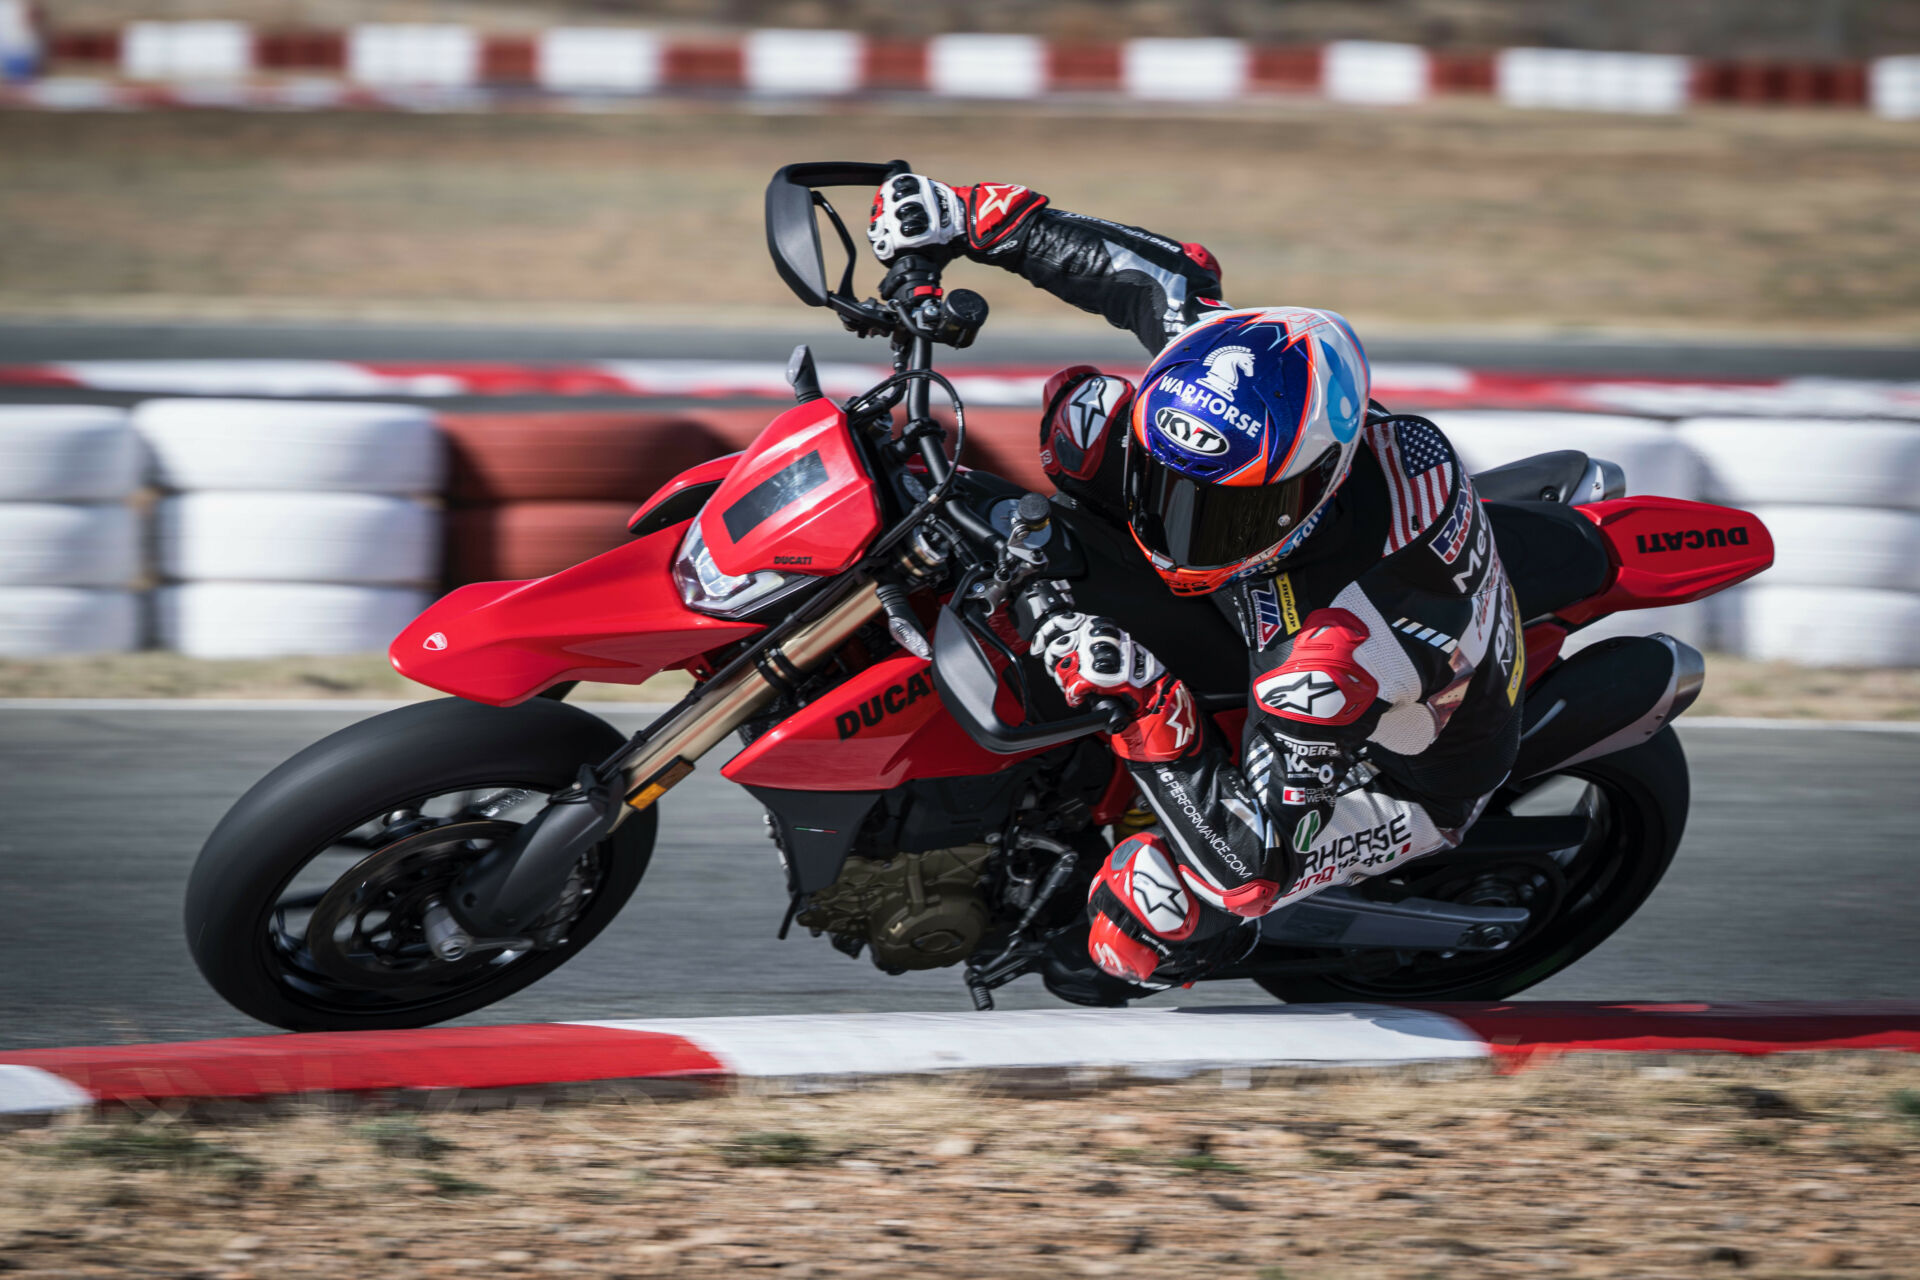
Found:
[1485,500,1614,620]
[1472,450,1595,505]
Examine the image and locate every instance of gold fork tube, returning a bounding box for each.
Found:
[621,579,884,811]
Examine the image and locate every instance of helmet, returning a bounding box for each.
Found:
[1123,307,1369,595]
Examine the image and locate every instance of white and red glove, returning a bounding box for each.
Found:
[868,174,1051,264]
[1032,613,1199,763]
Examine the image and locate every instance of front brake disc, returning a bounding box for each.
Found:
[305,819,514,991]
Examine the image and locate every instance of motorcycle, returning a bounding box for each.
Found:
[184,160,1775,1031]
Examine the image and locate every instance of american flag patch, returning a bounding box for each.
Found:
[1369,417,1456,553]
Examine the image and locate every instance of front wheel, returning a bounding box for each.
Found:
[1254,727,1688,1004]
[184,698,654,1031]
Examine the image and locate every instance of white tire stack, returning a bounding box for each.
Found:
[134,399,444,657]
[0,406,144,655]
[1679,418,1920,667]
[1429,411,1701,500]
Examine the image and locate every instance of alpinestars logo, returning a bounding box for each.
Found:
[972,183,1027,225]
[1197,345,1255,396]
[1128,865,1189,935]
[1256,670,1347,720]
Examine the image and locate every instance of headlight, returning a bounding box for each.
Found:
[672,518,811,618]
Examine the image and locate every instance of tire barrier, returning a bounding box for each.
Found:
[438,412,727,504]
[4,396,1919,667]
[1677,418,1920,511]
[154,582,429,658]
[0,503,139,587]
[0,587,140,657]
[1747,506,1920,594]
[133,399,444,494]
[155,492,440,586]
[1715,586,1920,669]
[445,501,638,583]
[0,406,143,656]
[0,405,142,502]
[1429,411,1702,499]
[132,399,444,657]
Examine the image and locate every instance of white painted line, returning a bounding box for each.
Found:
[0,1064,94,1116]
[576,1006,1489,1077]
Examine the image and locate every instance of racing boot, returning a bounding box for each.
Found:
[1085,831,1255,989]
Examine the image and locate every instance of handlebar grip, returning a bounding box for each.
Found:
[1090,696,1132,735]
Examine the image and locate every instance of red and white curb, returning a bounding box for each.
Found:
[4,358,1918,419]
[5,1002,1918,1117]
[9,27,1917,119]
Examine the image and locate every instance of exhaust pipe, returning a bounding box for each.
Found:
[452,580,885,937]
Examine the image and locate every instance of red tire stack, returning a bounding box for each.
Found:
[439,413,731,585]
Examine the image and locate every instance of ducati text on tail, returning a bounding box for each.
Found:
[183,161,1774,1030]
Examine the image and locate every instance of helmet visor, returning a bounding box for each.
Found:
[1126,443,1342,571]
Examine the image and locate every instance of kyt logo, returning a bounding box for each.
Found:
[835,671,935,739]
[1153,407,1229,456]
[1634,527,1751,554]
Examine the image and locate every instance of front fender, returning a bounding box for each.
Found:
[391,521,760,706]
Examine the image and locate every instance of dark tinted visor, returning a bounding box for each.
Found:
[1126,443,1342,570]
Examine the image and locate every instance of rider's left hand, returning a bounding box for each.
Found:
[867,173,965,264]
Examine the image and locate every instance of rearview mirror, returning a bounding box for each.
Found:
[765,161,908,312]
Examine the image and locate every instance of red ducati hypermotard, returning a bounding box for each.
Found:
[185,162,1775,1030]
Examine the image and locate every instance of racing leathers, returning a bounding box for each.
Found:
[899,180,1526,988]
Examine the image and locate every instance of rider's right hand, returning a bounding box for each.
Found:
[1032,613,1202,764]
[867,174,965,264]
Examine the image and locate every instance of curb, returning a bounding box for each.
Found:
[5,1002,1919,1117]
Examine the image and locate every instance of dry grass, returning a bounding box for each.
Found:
[3,101,1918,335]
[4,1054,1918,1277]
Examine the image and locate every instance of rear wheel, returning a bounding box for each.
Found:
[185,698,653,1031]
[1255,728,1687,1003]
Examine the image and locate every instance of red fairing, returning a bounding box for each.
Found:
[1558,497,1774,626]
[699,399,881,579]
[722,652,1046,791]
[391,521,759,706]
[627,452,739,531]
[1522,621,1568,687]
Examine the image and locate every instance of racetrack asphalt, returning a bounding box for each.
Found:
[1,706,1915,1050]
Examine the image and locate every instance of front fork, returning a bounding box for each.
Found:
[449,579,887,939]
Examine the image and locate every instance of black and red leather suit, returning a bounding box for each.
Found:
[929,183,1525,982]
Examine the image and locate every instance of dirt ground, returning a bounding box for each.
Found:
[2,650,1914,719]
[3,1054,1918,1278]
[3,101,1918,336]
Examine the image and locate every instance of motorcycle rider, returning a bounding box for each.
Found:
[869,175,1526,995]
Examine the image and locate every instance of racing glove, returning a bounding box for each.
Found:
[868,174,1051,264]
[1031,613,1200,763]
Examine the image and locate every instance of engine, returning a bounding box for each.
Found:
[795,845,996,972]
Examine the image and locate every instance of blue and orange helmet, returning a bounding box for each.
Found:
[1124,307,1370,595]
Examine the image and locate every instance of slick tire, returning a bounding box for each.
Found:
[184,697,653,1031]
[1254,727,1687,1004]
